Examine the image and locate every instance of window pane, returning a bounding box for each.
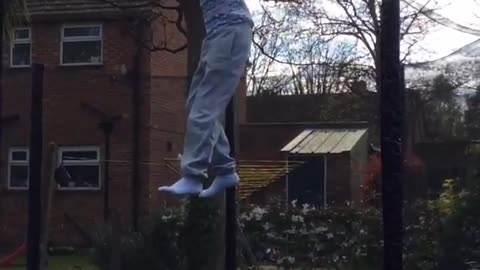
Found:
[62,41,101,64]
[62,150,98,161]
[10,165,28,188]
[59,165,100,189]
[12,44,31,66]
[11,151,27,161]
[64,27,100,37]
[15,29,29,40]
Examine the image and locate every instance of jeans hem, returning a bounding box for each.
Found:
[213,168,237,177]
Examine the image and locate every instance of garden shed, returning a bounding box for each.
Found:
[281,128,368,206]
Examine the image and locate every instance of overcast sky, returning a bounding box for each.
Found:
[244,0,480,61]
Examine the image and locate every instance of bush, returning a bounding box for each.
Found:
[90,197,222,270]
[433,177,480,270]
[240,197,446,270]
[403,200,439,270]
[240,198,383,269]
[179,197,222,270]
[90,208,184,270]
[90,176,480,270]
[458,178,480,269]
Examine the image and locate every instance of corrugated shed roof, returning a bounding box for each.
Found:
[281,128,368,154]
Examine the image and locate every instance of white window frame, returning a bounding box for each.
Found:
[60,24,103,66]
[57,146,102,191]
[10,27,32,68]
[7,147,29,190]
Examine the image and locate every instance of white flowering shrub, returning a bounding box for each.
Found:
[239,196,450,270]
[403,200,440,270]
[90,177,480,270]
[240,197,383,269]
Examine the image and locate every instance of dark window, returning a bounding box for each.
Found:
[8,148,29,189]
[62,150,99,161]
[58,147,101,190]
[61,25,102,65]
[11,28,31,67]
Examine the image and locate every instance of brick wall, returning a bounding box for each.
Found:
[146,16,189,208]
[0,20,141,246]
[150,11,188,78]
[246,94,380,144]
[239,124,299,160]
[146,76,187,208]
[0,11,252,246]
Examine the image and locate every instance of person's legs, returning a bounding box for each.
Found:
[198,122,239,197]
[182,23,251,177]
[211,120,235,175]
[159,23,252,195]
[157,43,207,195]
[199,24,252,197]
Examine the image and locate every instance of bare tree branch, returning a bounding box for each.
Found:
[248,6,374,96]
[252,35,368,68]
[404,0,480,36]
[97,0,188,53]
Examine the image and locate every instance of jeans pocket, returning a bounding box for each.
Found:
[205,29,237,69]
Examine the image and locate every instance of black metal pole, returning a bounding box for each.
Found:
[104,132,110,221]
[131,22,144,231]
[0,0,4,217]
[380,0,404,270]
[27,63,44,270]
[225,97,237,270]
[101,123,113,221]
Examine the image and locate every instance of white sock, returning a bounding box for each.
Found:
[199,173,240,198]
[158,178,202,195]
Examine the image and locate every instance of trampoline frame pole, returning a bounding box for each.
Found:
[225,96,237,270]
[27,64,45,270]
[380,0,404,269]
[324,155,327,208]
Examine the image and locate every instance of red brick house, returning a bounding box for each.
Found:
[0,0,368,248]
[0,0,195,247]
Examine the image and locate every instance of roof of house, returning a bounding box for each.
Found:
[27,0,152,18]
[281,128,368,154]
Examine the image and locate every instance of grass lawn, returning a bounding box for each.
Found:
[2,255,98,270]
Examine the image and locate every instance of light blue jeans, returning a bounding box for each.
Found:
[180,22,252,181]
